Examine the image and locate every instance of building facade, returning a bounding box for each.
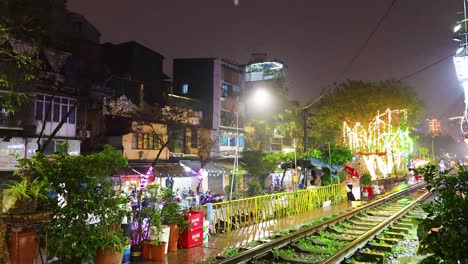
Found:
[172,58,245,158]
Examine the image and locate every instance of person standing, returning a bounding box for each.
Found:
[439,160,446,174]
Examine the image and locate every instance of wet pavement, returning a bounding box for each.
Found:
[141,200,359,264]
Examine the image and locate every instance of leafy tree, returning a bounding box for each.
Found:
[274,100,304,151]
[418,147,429,158]
[311,144,353,166]
[415,164,468,263]
[0,0,68,112]
[31,146,128,263]
[246,180,262,197]
[242,150,277,189]
[307,80,424,145]
[242,150,277,179]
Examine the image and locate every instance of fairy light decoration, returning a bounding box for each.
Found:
[343,108,413,179]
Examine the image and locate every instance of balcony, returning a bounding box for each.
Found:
[0,106,36,132]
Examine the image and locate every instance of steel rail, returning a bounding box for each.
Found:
[321,190,431,263]
[216,182,426,264]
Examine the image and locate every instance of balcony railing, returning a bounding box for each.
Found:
[0,107,35,131]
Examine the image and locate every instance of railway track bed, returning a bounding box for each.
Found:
[214,183,429,264]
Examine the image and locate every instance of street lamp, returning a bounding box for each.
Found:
[453,0,468,134]
[301,92,328,186]
[230,88,270,200]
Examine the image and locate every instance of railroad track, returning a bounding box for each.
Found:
[215,182,429,264]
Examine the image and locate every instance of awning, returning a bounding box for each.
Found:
[214,161,248,175]
[309,158,344,172]
[178,160,227,177]
[117,162,191,178]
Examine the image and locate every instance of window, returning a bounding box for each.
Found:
[182,84,189,95]
[35,94,76,124]
[238,137,244,148]
[220,136,228,146]
[221,83,232,97]
[229,137,236,147]
[42,140,68,155]
[132,133,159,150]
[168,126,185,153]
[191,127,197,148]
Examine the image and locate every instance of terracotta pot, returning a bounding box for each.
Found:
[142,241,152,260]
[94,248,124,264]
[168,224,179,252]
[149,243,166,262]
[8,230,39,264]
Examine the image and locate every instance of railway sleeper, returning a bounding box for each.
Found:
[329,227,365,236]
[381,231,405,239]
[341,224,371,231]
[353,216,384,223]
[275,247,322,264]
[320,232,355,241]
[348,220,377,227]
[389,227,410,234]
[367,211,393,217]
[356,251,385,264]
[394,222,413,229]
[376,237,399,244]
[293,243,331,255]
[368,243,393,252]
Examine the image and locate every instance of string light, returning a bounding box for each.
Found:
[343,108,413,179]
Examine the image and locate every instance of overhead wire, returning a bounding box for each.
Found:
[337,0,399,81]
[397,54,453,81]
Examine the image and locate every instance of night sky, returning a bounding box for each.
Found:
[68,0,462,121]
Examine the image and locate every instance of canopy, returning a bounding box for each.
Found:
[309,158,344,173]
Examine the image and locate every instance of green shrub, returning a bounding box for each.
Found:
[247,180,262,197]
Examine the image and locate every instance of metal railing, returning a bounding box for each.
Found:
[201,183,347,234]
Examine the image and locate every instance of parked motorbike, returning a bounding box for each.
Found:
[200,191,224,205]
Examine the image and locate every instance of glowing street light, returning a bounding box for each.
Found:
[453,0,468,134]
[230,87,271,200]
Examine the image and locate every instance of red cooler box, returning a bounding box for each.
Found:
[180,211,204,248]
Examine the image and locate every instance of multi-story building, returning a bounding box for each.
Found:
[244,53,290,153]
[172,58,245,158]
[0,42,81,175]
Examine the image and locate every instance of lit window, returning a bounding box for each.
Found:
[182,84,189,94]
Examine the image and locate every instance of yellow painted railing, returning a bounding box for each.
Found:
[201,183,347,234]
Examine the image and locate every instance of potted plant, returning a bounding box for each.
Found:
[2,176,49,214]
[161,188,190,252]
[1,159,51,264]
[148,206,167,261]
[359,173,373,198]
[29,146,129,263]
[94,224,129,264]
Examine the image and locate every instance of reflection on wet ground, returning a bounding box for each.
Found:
[141,201,356,264]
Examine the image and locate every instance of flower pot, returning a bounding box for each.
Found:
[149,243,166,262]
[130,244,142,262]
[168,224,179,252]
[159,225,170,253]
[142,241,151,260]
[94,248,124,264]
[8,230,39,264]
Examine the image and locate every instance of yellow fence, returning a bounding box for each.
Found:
[202,183,347,234]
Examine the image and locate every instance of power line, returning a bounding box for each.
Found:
[337,0,398,80]
[397,54,453,81]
